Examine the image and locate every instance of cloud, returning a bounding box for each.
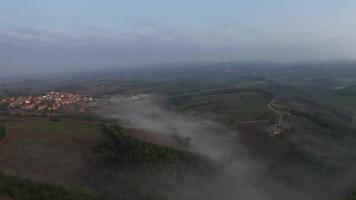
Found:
[0,26,355,74]
[94,95,356,200]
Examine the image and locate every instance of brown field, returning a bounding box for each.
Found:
[0,116,181,190]
[0,117,100,188]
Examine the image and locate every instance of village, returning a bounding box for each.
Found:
[0,92,94,112]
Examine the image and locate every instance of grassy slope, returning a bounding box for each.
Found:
[4,117,100,138]
[331,85,356,109]
[165,81,356,199]
[170,89,275,124]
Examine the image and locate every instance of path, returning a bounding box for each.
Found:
[267,98,284,127]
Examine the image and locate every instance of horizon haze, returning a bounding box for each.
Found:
[1,0,356,74]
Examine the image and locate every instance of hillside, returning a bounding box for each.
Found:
[0,62,356,199]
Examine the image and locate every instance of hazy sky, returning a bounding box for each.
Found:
[1,0,356,73]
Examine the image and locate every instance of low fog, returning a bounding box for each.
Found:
[95,95,354,200]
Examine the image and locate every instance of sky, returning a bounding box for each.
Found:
[1,0,356,74]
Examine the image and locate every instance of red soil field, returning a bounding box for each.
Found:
[0,126,96,189]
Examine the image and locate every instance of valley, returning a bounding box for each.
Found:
[0,62,356,199]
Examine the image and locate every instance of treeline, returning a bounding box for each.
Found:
[88,124,213,200]
[0,172,97,200]
[94,124,205,167]
[290,110,352,136]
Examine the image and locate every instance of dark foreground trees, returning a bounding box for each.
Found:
[0,172,97,200]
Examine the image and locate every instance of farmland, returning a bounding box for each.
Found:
[0,114,211,200]
[0,116,100,188]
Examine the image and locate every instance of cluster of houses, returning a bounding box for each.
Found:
[0,92,94,112]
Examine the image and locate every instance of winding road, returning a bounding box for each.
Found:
[267,98,284,127]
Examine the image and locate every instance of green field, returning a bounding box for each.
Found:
[170,89,275,124]
[3,117,100,139]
